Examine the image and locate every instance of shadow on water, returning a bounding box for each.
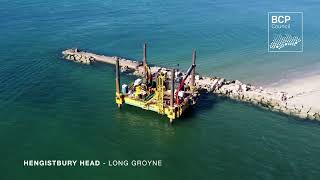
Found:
[221,94,320,127]
[114,104,174,127]
[176,93,219,121]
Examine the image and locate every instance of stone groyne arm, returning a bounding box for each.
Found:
[62,48,320,121]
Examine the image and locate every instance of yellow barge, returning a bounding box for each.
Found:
[115,44,198,123]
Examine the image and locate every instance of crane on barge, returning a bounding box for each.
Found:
[115,43,198,123]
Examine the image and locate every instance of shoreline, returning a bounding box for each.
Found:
[266,74,320,112]
[265,67,320,88]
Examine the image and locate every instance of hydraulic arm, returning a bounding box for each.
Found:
[175,64,196,104]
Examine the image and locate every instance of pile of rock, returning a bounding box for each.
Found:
[62,49,142,68]
[194,75,320,120]
[63,49,95,64]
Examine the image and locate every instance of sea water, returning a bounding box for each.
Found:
[1,0,320,179]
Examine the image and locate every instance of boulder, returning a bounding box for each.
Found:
[217,78,225,89]
[240,84,247,92]
[235,80,242,85]
[120,66,129,72]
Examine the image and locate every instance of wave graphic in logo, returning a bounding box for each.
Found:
[269,34,302,50]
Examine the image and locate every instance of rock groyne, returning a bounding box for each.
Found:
[62,49,142,69]
[62,48,320,121]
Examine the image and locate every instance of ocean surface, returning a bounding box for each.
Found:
[1,0,320,179]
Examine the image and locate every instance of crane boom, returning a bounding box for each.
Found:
[175,64,196,104]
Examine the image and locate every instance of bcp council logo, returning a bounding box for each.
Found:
[268,12,303,52]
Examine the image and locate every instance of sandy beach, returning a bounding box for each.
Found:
[267,74,320,112]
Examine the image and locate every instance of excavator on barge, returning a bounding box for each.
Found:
[115,43,198,123]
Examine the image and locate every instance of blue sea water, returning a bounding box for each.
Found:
[1,0,320,179]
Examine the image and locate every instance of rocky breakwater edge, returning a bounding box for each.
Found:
[62,48,320,121]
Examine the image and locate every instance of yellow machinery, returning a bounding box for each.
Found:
[115,44,198,123]
[156,72,165,114]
